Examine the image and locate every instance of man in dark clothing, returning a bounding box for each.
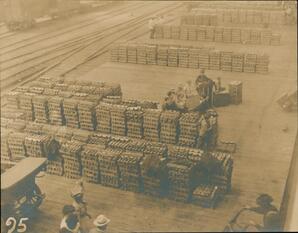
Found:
[195,69,215,108]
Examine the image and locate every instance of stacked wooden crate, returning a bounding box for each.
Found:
[110,104,127,136]
[5,91,20,110]
[110,44,119,62]
[78,100,96,131]
[188,25,197,41]
[95,103,111,134]
[163,25,172,39]
[48,96,64,125]
[209,50,221,70]
[241,28,251,44]
[232,53,244,72]
[32,95,49,124]
[168,46,178,67]
[89,133,110,147]
[143,109,161,142]
[197,26,206,41]
[160,110,180,144]
[223,27,232,43]
[205,26,215,42]
[180,25,188,40]
[261,30,272,45]
[146,45,157,65]
[71,129,91,143]
[154,25,163,39]
[220,51,233,72]
[214,27,223,42]
[198,48,209,69]
[231,28,241,43]
[157,46,168,66]
[126,107,143,139]
[271,34,281,46]
[7,132,27,162]
[47,156,64,176]
[7,119,26,132]
[188,48,200,69]
[19,93,36,121]
[118,44,127,63]
[178,47,189,68]
[178,113,200,147]
[55,126,73,145]
[125,139,148,153]
[192,184,220,208]
[63,98,80,128]
[108,136,130,151]
[256,54,269,74]
[250,29,261,44]
[244,53,257,73]
[24,122,44,135]
[127,44,137,64]
[24,134,51,158]
[171,26,180,40]
[1,130,11,162]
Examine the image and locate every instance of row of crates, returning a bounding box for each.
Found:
[110,43,270,74]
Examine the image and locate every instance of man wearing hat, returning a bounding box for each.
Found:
[195,69,215,108]
[89,215,110,233]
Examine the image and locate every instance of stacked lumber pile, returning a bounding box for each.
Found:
[160,111,180,144]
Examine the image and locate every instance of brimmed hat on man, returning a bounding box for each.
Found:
[93,215,110,227]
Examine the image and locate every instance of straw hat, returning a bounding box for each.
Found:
[93,215,110,227]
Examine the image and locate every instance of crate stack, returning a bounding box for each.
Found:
[188,48,200,69]
[55,126,73,145]
[154,25,163,39]
[146,45,157,65]
[144,142,168,159]
[7,132,27,162]
[98,148,122,188]
[126,107,144,139]
[125,139,148,153]
[71,129,91,143]
[197,26,206,41]
[210,15,217,26]
[60,140,83,179]
[188,26,197,41]
[271,34,281,46]
[223,27,232,43]
[163,25,172,39]
[127,44,137,64]
[168,47,178,67]
[118,151,143,192]
[110,104,127,136]
[7,119,27,132]
[168,145,190,163]
[209,50,221,70]
[261,30,272,45]
[180,26,188,40]
[118,44,127,63]
[157,46,168,66]
[229,81,242,105]
[48,96,64,125]
[95,103,111,134]
[192,184,220,208]
[231,28,241,43]
[1,130,11,162]
[244,53,257,73]
[250,29,261,44]
[78,101,96,131]
[178,113,200,147]
[178,47,189,68]
[198,49,209,69]
[167,162,194,202]
[256,54,269,74]
[214,27,223,42]
[47,156,64,176]
[232,53,244,72]
[81,144,102,183]
[19,93,35,121]
[5,91,20,111]
[205,27,215,42]
[171,26,180,40]
[143,109,161,142]
[63,99,80,128]
[220,51,233,72]
[160,110,180,144]
[110,44,119,62]
[24,134,51,158]
[108,136,130,151]
[89,133,110,147]
[32,95,49,124]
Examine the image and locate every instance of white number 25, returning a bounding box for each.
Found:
[5,217,29,233]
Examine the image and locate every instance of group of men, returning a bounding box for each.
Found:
[148,15,164,39]
[60,179,111,233]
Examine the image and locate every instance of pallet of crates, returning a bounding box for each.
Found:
[192,184,220,208]
[231,28,241,44]
[7,131,27,162]
[77,100,96,131]
[205,26,215,42]
[108,136,130,151]
[197,26,206,41]
[127,44,137,64]
[240,28,251,44]
[60,140,83,180]
[209,50,221,70]
[154,25,163,39]
[143,109,161,142]
[243,53,257,73]
[32,95,49,124]
[125,139,148,153]
[81,144,103,183]
[178,47,189,68]
[110,104,127,136]
[260,30,272,45]
[171,26,180,40]
[55,126,74,145]
[126,106,144,139]
[24,121,44,135]
[271,33,281,46]
[146,44,157,65]
[6,119,27,132]
[163,25,172,39]
[188,25,197,41]
[89,133,110,147]
[1,129,12,162]
[168,46,179,67]
[98,148,122,188]
[179,25,188,40]
[110,44,119,62]
[95,102,111,134]
[5,91,20,111]
[232,53,244,72]
[223,27,232,43]
[188,48,200,69]
[250,29,261,45]
[118,44,128,63]
[136,44,147,65]
[220,51,233,72]
[157,45,169,65]
[63,98,80,129]
[24,134,52,158]
[256,54,269,74]
[71,128,92,143]
[178,112,200,147]
[160,110,180,145]
[19,92,36,121]
[229,81,243,105]
[214,27,223,42]
[198,48,209,69]
[118,151,144,193]
[47,155,64,176]
[48,96,65,126]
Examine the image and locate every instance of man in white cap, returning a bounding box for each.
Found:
[89,215,110,233]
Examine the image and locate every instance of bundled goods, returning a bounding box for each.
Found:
[95,103,111,134]
[209,50,220,70]
[232,53,244,72]
[5,91,20,110]
[63,98,80,128]
[188,25,197,41]
[98,148,122,188]
[46,156,64,176]
[178,48,189,68]
[118,44,127,63]
[197,26,206,41]
[171,26,180,40]
[229,81,242,105]
[88,133,110,147]
[1,130,11,162]
[188,48,200,69]
[244,53,257,73]
[168,46,178,67]
[261,30,272,45]
[198,48,209,69]
[7,132,27,162]
[160,110,180,144]
[110,104,127,136]
[241,28,251,44]
[256,54,269,74]
[101,96,122,105]
[71,129,92,143]
[192,184,220,208]
[78,101,96,131]
[126,107,144,139]
[205,26,215,42]
[167,162,194,202]
[118,151,143,192]
[19,92,36,121]
[24,134,52,158]
[108,136,130,150]
[32,95,49,124]
[28,87,44,95]
[178,113,200,147]
[48,96,64,126]
[143,109,161,142]
[127,44,137,64]
[81,144,103,183]
[250,29,261,44]
[180,25,188,40]
[110,44,119,62]
[137,44,147,64]
[220,51,233,72]
[24,122,44,135]
[144,141,168,158]
[214,27,223,42]
[163,25,172,39]
[60,140,83,179]
[270,34,281,46]
[146,45,157,65]
[223,27,232,43]
[125,139,148,153]
[55,126,73,144]
[154,25,163,39]
[157,46,168,66]
[231,28,241,43]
